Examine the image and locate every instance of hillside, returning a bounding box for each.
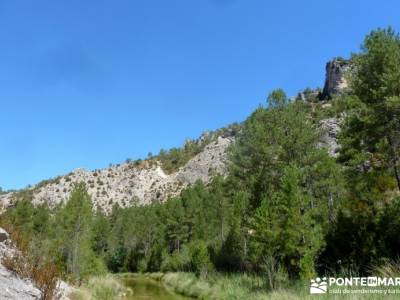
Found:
[0,118,341,213]
[1,136,233,212]
[0,117,340,212]
[0,58,345,213]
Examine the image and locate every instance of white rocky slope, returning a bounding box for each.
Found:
[0,114,342,213]
[0,136,233,213]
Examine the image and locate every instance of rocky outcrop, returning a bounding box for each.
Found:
[0,228,9,242]
[176,136,230,184]
[297,88,321,102]
[296,58,351,102]
[0,228,41,300]
[0,228,72,300]
[318,117,343,157]
[322,58,351,98]
[0,137,234,213]
[0,265,41,300]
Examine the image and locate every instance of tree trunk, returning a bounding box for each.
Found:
[394,163,400,192]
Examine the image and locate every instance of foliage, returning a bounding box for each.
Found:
[319,27,400,274]
[56,183,106,282]
[1,183,106,285]
[342,27,400,191]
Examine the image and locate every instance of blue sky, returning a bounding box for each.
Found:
[0,0,399,190]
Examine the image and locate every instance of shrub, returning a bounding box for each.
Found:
[161,247,191,272]
[261,255,288,291]
[189,241,213,277]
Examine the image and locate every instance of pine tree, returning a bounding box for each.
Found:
[345,27,400,191]
[57,182,105,281]
[230,90,330,211]
[252,165,325,279]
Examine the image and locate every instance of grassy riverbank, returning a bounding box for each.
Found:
[120,272,279,300]
[67,271,400,300]
[150,272,270,300]
[119,272,400,300]
[69,275,131,300]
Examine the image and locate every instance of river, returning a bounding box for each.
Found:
[122,276,191,300]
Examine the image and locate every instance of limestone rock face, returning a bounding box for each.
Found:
[0,265,41,300]
[175,136,231,184]
[323,58,351,97]
[318,117,343,157]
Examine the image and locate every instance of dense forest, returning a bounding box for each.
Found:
[1,27,400,296]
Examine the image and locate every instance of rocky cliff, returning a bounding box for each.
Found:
[296,58,351,102]
[322,58,351,97]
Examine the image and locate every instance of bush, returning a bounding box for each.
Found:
[107,247,127,273]
[161,247,191,272]
[189,241,213,277]
[137,258,148,273]
[261,255,288,291]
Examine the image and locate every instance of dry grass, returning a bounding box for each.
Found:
[372,260,400,278]
[70,275,131,300]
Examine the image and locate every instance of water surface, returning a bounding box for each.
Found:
[122,277,191,300]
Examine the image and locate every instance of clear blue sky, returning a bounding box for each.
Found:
[0,0,399,190]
